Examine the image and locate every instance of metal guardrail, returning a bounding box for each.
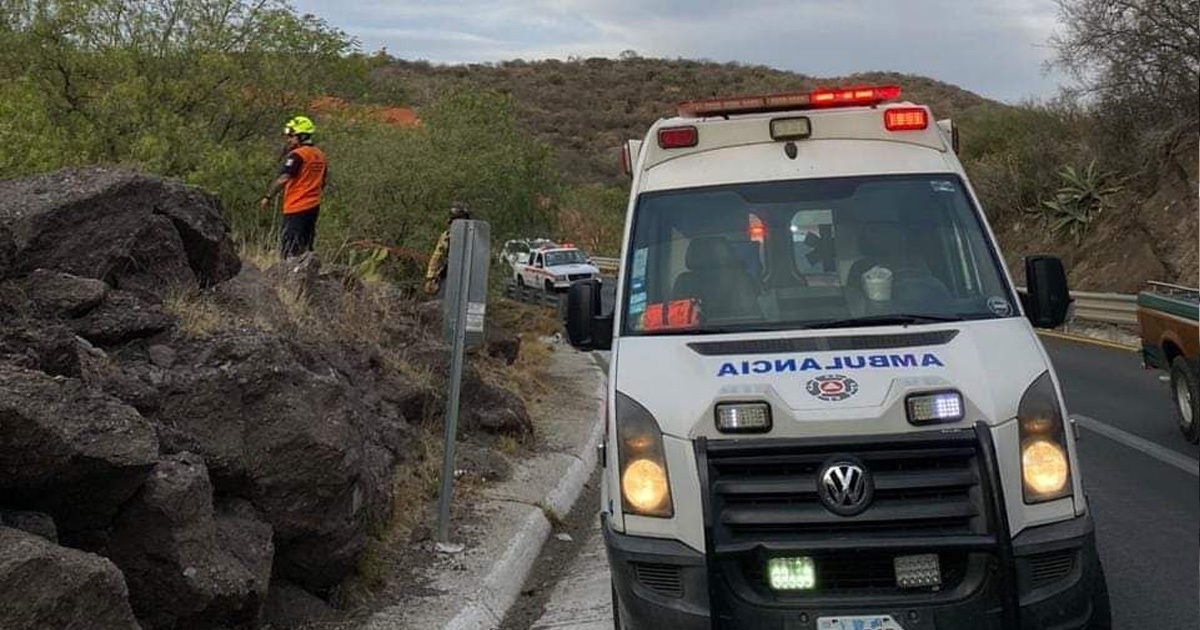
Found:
[1069,290,1139,326]
[505,282,564,309]
[1017,286,1138,325]
[591,256,619,274]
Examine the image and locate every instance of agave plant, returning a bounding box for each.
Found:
[1040,160,1124,243]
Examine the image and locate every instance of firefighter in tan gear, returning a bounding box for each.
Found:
[423,202,471,296]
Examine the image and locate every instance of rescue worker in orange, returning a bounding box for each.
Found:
[259,116,328,258]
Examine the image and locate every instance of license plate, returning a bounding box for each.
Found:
[817,615,905,630]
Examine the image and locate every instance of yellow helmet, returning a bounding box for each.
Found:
[284,115,316,137]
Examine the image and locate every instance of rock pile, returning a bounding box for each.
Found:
[0,168,533,629]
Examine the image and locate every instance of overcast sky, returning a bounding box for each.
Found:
[292,0,1070,103]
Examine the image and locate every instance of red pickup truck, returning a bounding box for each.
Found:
[1137,281,1200,442]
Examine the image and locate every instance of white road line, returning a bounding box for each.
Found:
[1072,414,1200,477]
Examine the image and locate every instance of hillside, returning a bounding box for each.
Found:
[381,58,999,184]
[382,57,1196,292]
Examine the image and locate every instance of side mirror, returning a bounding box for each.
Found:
[565,279,612,351]
[1023,255,1071,328]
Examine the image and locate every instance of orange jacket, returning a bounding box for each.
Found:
[282,145,327,214]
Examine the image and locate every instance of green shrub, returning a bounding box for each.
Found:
[235,90,562,281]
[957,102,1087,221]
[1040,160,1124,243]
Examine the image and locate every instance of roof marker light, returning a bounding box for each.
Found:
[658,126,698,148]
[885,107,929,131]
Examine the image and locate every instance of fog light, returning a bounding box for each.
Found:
[767,556,816,590]
[894,553,941,589]
[715,402,772,433]
[770,116,812,140]
[906,391,964,425]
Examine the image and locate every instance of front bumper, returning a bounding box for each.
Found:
[606,426,1106,630]
[607,513,1103,630]
[551,276,601,290]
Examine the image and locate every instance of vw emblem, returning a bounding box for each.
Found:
[817,458,874,516]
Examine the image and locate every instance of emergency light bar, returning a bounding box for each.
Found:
[678,85,901,118]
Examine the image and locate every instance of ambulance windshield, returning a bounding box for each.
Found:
[622,174,1015,335]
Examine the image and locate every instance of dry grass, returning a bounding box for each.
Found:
[490,297,562,338]
[162,289,228,338]
[497,434,521,457]
[336,426,443,607]
[238,241,281,271]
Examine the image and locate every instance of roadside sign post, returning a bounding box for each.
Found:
[436,219,490,543]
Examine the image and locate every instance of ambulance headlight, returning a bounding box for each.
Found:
[616,392,673,517]
[715,402,772,433]
[905,391,964,425]
[1018,372,1072,503]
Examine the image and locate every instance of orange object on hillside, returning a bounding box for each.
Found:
[309,96,421,128]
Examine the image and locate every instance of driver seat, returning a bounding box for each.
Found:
[673,236,761,320]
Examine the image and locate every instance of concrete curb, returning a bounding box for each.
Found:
[443,504,552,630]
[439,353,607,630]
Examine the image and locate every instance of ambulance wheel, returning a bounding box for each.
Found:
[1170,357,1199,443]
[545,279,555,293]
[516,274,525,289]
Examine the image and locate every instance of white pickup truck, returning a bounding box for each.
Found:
[513,246,601,292]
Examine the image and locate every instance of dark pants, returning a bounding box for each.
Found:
[281,206,319,258]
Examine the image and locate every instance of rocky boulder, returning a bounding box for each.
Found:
[19,269,109,318]
[149,331,407,593]
[0,167,240,296]
[106,453,273,630]
[0,526,142,630]
[0,365,159,545]
[263,579,338,629]
[0,322,85,377]
[0,509,58,543]
[70,290,173,345]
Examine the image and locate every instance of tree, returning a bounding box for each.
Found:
[1050,0,1199,182]
[0,0,357,176]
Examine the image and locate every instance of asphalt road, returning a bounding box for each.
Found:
[506,334,1199,630]
[1041,336,1199,628]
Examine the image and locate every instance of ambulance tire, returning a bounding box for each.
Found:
[1170,357,1199,443]
[545,279,555,293]
[516,274,525,289]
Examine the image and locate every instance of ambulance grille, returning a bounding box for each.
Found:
[704,430,990,553]
[633,562,684,598]
[1028,549,1075,589]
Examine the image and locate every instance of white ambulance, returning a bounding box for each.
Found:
[565,85,1109,629]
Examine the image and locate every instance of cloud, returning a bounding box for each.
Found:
[294,0,1067,102]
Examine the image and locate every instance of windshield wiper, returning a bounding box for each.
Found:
[803,313,963,330]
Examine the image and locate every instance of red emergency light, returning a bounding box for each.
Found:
[810,85,901,108]
[677,85,901,118]
[884,107,929,131]
[748,215,766,242]
[658,126,699,148]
